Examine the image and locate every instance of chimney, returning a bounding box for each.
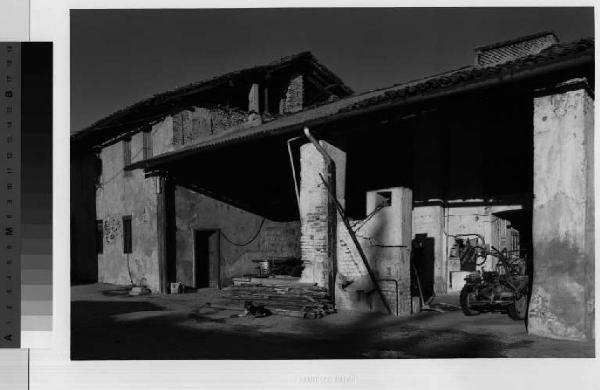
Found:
[474,32,559,67]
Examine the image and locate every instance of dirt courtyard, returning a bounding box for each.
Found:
[71,283,594,360]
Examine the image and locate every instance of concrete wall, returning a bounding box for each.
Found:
[528,81,594,341]
[174,186,300,287]
[336,188,413,315]
[96,140,160,291]
[151,116,176,156]
[412,205,445,295]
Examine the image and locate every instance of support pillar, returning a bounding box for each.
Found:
[298,140,346,291]
[248,83,260,113]
[366,188,413,315]
[156,174,174,294]
[528,78,594,341]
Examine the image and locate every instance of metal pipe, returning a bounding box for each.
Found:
[286,136,302,212]
[303,127,333,164]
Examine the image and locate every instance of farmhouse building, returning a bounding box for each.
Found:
[71,32,594,342]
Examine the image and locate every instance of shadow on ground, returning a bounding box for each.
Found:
[71,300,514,360]
[72,300,369,359]
[71,284,594,360]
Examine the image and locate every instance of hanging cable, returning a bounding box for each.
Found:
[220,217,266,247]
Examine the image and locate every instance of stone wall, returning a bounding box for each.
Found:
[174,186,300,287]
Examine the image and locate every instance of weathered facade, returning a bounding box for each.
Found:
[71,32,594,342]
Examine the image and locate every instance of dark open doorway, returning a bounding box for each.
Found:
[194,230,220,289]
[411,234,435,302]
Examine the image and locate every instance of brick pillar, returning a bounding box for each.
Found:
[299,141,346,290]
[528,79,594,341]
[284,74,303,113]
[248,83,260,113]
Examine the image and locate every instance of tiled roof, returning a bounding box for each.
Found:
[128,37,593,170]
[72,51,353,141]
[341,37,593,112]
[473,31,558,52]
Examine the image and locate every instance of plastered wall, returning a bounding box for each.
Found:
[174,186,300,287]
[96,141,160,291]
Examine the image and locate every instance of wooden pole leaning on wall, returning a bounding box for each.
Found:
[318,173,393,315]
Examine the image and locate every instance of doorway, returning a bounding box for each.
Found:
[411,234,435,302]
[194,230,220,289]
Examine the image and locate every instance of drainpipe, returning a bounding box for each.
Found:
[286,136,302,213]
[303,127,337,305]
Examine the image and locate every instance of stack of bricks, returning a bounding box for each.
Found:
[337,222,365,280]
[283,74,304,114]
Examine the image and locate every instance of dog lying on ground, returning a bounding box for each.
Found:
[231,301,272,318]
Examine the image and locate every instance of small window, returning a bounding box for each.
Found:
[142,130,153,160]
[96,220,103,254]
[123,138,131,166]
[122,215,132,254]
[375,191,392,208]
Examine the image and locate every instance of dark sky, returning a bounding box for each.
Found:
[70,7,593,132]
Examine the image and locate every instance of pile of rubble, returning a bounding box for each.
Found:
[210,276,335,319]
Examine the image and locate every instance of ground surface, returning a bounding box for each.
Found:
[71,283,594,360]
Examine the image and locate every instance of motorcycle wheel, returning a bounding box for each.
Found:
[460,286,481,316]
[508,292,528,321]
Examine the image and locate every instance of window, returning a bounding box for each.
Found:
[96,220,103,254]
[375,191,392,208]
[123,138,132,177]
[122,215,132,254]
[123,138,131,166]
[142,129,153,160]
